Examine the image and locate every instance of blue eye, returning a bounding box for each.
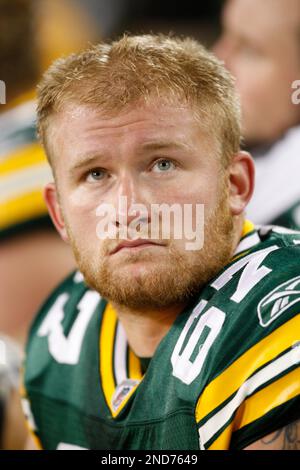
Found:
[86,169,106,182]
[152,159,175,173]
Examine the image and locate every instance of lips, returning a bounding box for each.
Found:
[109,239,164,255]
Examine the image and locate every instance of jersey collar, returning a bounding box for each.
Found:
[234,220,260,257]
[99,303,144,418]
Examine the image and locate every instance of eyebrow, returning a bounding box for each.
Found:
[140,140,192,152]
[69,140,192,175]
[69,154,108,175]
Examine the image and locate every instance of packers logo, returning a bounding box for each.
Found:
[258,275,300,327]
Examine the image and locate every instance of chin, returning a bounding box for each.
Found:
[118,259,162,279]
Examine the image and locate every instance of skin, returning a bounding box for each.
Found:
[245,420,300,450]
[41,97,293,450]
[214,0,300,146]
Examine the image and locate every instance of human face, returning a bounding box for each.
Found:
[214,0,300,145]
[45,99,250,310]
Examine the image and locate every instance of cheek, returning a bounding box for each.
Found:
[237,56,294,108]
[62,190,103,245]
[155,171,220,208]
[158,175,221,243]
[237,63,274,103]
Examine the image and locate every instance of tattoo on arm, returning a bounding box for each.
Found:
[261,420,300,450]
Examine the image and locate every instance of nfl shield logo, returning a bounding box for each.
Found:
[111,379,140,412]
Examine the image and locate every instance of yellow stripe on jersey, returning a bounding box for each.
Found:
[234,367,299,430]
[195,315,300,424]
[99,304,143,417]
[99,304,118,414]
[128,348,143,381]
[0,190,48,230]
[207,422,233,450]
[231,250,250,263]
[0,142,47,175]
[242,220,255,238]
[207,367,299,450]
[4,89,36,111]
[24,420,44,450]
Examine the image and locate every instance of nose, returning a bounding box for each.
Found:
[114,171,150,229]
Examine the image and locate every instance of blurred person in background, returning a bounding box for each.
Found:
[0,335,27,449]
[0,0,98,448]
[36,0,100,70]
[214,0,300,228]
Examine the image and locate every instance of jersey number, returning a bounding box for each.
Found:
[171,300,226,385]
[37,291,100,364]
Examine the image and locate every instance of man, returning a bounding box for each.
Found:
[214,0,300,228]
[23,35,299,450]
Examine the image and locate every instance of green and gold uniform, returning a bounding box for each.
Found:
[23,223,300,450]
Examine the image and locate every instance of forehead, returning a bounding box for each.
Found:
[48,99,217,162]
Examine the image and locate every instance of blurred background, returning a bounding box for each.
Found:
[0,0,299,449]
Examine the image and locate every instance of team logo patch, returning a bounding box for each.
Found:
[111,379,140,412]
[258,275,300,327]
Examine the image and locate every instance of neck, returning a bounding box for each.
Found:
[112,302,187,358]
[112,216,245,358]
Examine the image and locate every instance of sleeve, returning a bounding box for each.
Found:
[196,311,300,450]
[21,270,86,450]
[195,238,300,452]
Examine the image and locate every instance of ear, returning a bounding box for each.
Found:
[44,182,69,243]
[228,151,255,216]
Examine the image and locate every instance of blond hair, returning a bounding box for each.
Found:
[37,34,241,167]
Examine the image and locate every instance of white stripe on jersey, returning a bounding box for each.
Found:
[198,345,300,447]
[114,322,128,386]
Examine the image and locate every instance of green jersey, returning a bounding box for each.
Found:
[23,224,300,450]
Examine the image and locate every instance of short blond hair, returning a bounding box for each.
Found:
[37,34,241,167]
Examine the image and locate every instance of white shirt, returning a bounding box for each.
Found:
[246,125,300,225]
